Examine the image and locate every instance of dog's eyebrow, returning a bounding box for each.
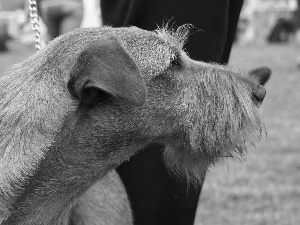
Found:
[155,24,192,51]
[169,47,180,63]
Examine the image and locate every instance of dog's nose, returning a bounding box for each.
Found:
[249,67,271,85]
[253,84,266,102]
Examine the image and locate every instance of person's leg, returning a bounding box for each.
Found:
[222,0,244,63]
[117,144,199,225]
[101,0,231,62]
[101,0,147,27]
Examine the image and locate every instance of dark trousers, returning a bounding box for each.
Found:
[101,1,244,224]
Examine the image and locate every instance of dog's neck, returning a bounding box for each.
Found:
[3,144,113,225]
[2,121,116,225]
[0,57,75,223]
[2,119,143,225]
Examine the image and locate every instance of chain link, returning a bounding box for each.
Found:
[28,0,42,50]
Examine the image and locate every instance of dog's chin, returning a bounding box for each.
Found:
[163,144,218,186]
[163,140,249,187]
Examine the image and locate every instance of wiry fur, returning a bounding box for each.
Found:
[70,171,132,225]
[0,57,74,217]
[0,25,267,224]
[163,65,265,184]
[155,23,192,50]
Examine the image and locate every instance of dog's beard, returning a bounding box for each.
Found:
[163,67,265,185]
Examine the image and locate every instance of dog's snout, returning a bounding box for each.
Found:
[253,84,266,103]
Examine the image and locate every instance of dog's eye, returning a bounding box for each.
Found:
[170,52,180,67]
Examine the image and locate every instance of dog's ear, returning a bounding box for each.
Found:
[68,36,146,107]
[249,67,271,86]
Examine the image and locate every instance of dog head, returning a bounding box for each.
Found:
[63,26,269,182]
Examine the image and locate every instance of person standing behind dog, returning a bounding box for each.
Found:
[100,1,244,225]
[37,0,83,40]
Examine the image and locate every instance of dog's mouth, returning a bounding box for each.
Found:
[161,100,264,186]
[159,66,266,185]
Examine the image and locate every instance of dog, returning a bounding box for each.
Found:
[0,25,269,225]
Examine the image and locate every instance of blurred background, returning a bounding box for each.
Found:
[0,0,299,224]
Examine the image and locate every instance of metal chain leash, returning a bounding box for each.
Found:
[28,0,42,50]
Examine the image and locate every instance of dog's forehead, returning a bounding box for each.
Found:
[37,26,187,83]
[112,28,178,80]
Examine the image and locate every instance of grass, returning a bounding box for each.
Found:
[195,43,300,225]
[1,41,300,225]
